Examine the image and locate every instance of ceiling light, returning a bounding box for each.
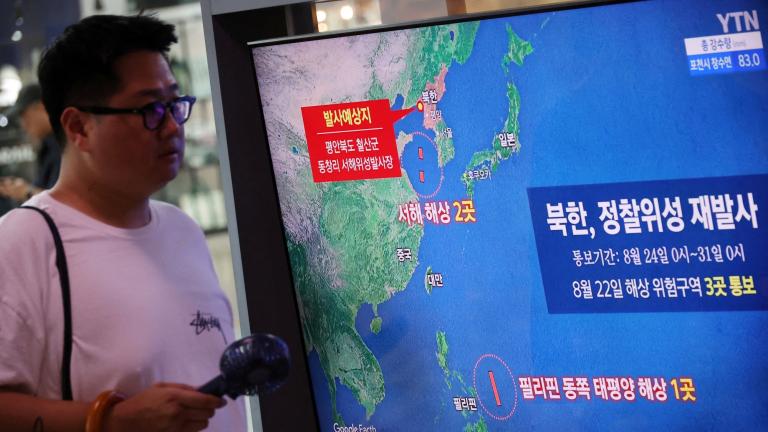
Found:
[340,5,354,20]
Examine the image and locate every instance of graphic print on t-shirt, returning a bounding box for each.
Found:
[189,310,227,344]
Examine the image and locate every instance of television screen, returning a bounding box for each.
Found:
[250,0,767,430]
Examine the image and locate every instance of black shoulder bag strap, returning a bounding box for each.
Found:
[18,205,74,401]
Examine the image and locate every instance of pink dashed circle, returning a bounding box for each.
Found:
[472,353,519,421]
[410,131,444,199]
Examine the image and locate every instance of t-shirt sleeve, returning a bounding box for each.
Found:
[0,300,44,393]
[0,210,50,394]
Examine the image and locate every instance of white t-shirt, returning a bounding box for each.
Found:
[0,192,246,431]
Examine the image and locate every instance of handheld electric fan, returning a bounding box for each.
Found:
[198,333,290,398]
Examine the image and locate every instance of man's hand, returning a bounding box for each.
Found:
[104,383,226,432]
[0,177,33,202]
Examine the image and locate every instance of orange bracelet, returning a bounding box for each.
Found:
[85,390,125,432]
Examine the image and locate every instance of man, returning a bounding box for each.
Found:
[0,83,61,202]
[0,15,246,432]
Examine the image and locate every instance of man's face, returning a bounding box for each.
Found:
[83,50,185,198]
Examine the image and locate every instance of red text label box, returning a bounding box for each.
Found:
[301,99,412,183]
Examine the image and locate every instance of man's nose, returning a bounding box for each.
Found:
[159,109,182,136]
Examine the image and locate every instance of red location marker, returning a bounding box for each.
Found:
[488,371,502,406]
[301,99,414,183]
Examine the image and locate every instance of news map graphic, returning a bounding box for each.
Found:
[252,1,768,431]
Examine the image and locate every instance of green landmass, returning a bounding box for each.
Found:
[434,119,455,166]
[366,22,478,173]
[318,176,423,419]
[462,81,524,197]
[435,330,453,390]
[394,23,477,166]
[300,23,483,425]
[464,417,489,432]
[462,26,531,196]
[366,70,386,100]
[435,331,482,425]
[395,22,480,108]
[320,176,422,308]
[425,266,433,295]
[289,173,422,423]
[436,331,449,375]
[370,317,382,334]
[289,240,374,425]
[502,25,534,73]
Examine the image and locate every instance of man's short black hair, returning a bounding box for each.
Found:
[38,14,177,144]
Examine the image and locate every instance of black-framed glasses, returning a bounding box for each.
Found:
[75,95,197,131]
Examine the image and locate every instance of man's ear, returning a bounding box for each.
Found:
[60,107,90,151]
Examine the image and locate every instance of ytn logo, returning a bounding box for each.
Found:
[717,10,759,33]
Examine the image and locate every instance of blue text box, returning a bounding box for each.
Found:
[528,175,768,313]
